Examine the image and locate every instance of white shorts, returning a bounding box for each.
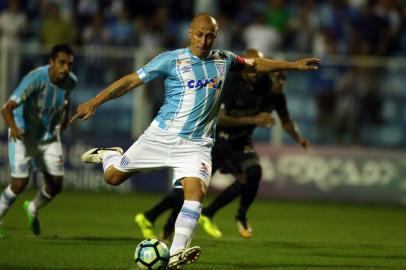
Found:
[114,125,213,188]
[8,135,64,178]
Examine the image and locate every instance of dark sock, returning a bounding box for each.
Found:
[203,180,242,218]
[145,189,179,223]
[162,189,184,238]
[237,181,259,221]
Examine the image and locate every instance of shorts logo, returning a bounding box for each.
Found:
[19,163,29,172]
[120,155,130,167]
[198,162,209,179]
[215,63,225,75]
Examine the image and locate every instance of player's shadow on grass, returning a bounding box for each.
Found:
[210,238,399,250]
[271,240,394,250]
[195,262,404,269]
[0,266,114,270]
[294,252,406,261]
[200,239,406,269]
[42,235,141,243]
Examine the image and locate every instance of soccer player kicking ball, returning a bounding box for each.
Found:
[135,49,310,243]
[70,13,319,269]
[0,44,76,237]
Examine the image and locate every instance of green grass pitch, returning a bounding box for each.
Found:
[0,189,405,269]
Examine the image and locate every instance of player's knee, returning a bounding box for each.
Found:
[182,179,207,202]
[104,175,121,186]
[103,168,128,186]
[10,178,29,195]
[44,182,63,197]
[245,164,262,183]
[54,182,63,195]
[104,173,127,186]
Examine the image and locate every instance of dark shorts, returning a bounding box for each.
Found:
[212,139,259,175]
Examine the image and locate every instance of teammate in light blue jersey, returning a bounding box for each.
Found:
[71,13,320,269]
[0,44,76,237]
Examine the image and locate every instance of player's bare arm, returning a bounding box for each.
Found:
[281,117,310,149]
[243,57,321,73]
[1,100,23,140]
[70,73,143,123]
[219,110,275,128]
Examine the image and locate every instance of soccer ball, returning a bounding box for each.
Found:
[134,239,170,270]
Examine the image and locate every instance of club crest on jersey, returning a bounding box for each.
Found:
[215,63,225,75]
[186,79,223,90]
[179,65,192,73]
[177,59,192,73]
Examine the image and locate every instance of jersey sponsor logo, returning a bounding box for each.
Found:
[186,79,223,90]
[215,63,225,75]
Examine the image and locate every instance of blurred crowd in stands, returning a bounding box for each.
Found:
[0,0,405,56]
[1,0,405,148]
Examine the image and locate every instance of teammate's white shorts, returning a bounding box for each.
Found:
[114,124,213,188]
[8,135,64,178]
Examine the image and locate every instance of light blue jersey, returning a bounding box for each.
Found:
[9,65,77,142]
[137,48,242,140]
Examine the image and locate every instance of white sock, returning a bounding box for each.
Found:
[102,151,121,172]
[29,187,53,217]
[170,200,202,255]
[0,185,17,221]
